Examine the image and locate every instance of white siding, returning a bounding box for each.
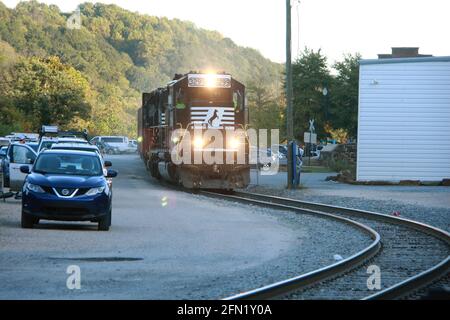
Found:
[357,59,450,181]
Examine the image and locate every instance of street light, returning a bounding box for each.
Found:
[322,86,329,122]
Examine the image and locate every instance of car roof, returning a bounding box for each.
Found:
[58,138,87,142]
[40,149,100,157]
[52,143,98,149]
[100,136,126,139]
[40,136,59,141]
[40,137,87,142]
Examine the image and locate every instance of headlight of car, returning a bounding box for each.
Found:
[26,182,45,193]
[86,186,106,196]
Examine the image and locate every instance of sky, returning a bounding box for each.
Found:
[3,0,450,64]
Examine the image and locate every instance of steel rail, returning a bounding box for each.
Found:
[199,191,381,300]
[202,190,450,300]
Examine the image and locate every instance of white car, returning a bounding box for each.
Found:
[90,136,130,154]
[38,137,88,153]
[50,142,102,156]
[127,140,138,153]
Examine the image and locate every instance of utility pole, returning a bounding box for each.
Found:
[286,0,294,189]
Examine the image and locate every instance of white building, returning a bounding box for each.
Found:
[357,55,450,182]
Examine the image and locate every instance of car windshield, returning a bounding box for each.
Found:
[39,140,56,151]
[102,137,124,143]
[34,153,103,176]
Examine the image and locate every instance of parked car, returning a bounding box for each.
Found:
[20,149,117,231]
[50,142,102,156]
[0,145,8,160]
[272,144,288,166]
[4,143,38,191]
[95,141,116,155]
[90,136,129,154]
[0,137,10,147]
[127,140,138,153]
[249,146,279,169]
[38,137,88,153]
[27,142,39,153]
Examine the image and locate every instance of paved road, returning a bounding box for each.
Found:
[0,154,371,299]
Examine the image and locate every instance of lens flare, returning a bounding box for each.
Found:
[205,73,216,88]
[228,137,240,150]
[193,136,204,149]
[161,196,168,207]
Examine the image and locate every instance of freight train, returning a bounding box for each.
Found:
[137,72,250,189]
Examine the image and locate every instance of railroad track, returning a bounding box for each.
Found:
[200,190,450,300]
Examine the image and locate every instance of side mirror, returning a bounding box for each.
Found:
[104,160,112,167]
[106,169,118,178]
[20,166,30,174]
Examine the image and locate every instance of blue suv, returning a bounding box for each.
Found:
[20,150,118,231]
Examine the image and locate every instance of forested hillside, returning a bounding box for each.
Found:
[0,0,282,136]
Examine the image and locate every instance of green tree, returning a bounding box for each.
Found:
[0,39,29,134]
[247,82,283,131]
[290,48,332,141]
[330,53,361,138]
[4,56,92,130]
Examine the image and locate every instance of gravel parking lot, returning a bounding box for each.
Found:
[0,154,371,299]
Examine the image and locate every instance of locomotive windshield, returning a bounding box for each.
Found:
[188,87,233,106]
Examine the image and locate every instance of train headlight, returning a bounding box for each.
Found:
[137,136,143,143]
[228,137,240,150]
[171,136,181,144]
[193,136,204,149]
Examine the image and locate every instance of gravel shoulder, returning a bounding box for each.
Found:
[248,171,450,233]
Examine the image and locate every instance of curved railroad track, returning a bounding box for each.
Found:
[200,190,450,300]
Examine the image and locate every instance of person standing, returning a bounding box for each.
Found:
[294,143,304,186]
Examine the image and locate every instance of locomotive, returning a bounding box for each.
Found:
[137,72,250,189]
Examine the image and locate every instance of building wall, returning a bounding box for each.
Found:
[357,58,450,181]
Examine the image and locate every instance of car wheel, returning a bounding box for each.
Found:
[21,210,36,229]
[98,209,111,231]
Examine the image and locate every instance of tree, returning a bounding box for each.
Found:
[3,56,92,130]
[247,82,283,132]
[289,48,332,141]
[330,53,361,138]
